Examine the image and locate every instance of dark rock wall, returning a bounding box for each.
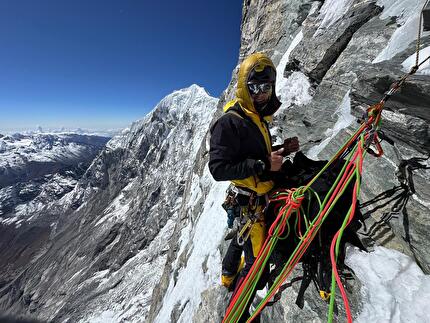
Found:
[233,0,430,273]
[195,0,430,321]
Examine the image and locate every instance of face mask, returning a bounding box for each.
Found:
[254,89,274,116]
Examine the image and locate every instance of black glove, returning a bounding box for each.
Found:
[254,159,266,176]
[283,137,299,155]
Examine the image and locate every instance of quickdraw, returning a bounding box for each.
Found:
[237,193,264,246]
[226,186,267,246]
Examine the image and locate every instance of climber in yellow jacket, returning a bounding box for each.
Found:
[209,52,299,322]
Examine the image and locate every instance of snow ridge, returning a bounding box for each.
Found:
[68,84,218,322]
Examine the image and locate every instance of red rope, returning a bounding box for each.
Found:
[223,192,303,322]
[248,147,364,321]
[329,142,363,323]
[223,223,272,321]
[225,119,380,322]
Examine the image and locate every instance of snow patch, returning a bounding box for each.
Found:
[186,173,203,209]
[373,0,429,63]
[402,45,430,75]
[314,0,355,37]
[275,31,313,111]
[95,181,136,226]
[83,219,177,322]
[154,166,228,323]
[381,109,409,124]
[346,246,430,323]
[278,72,313,109]
[412,194,430,208]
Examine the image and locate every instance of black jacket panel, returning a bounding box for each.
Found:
[209,104,271,182]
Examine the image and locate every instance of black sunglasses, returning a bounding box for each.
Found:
[247,82,272,95]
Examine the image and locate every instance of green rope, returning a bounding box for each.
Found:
[229,125,372,322]
[278,213,292,241]
[229,218,286,322]
[303,124,364,192]
[327,135,366,322]
[250,144,359,317]
[300,205,310,231]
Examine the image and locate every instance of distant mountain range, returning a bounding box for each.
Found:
[0,132,110,221]
[1,127,123,138]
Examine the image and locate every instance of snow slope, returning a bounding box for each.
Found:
[346,246,430,323]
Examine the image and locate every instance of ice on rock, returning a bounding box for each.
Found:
[402,45,430,75]
[306,91,355,159]
[314,0,355,37]
[373,0,429,63]
[276,30,313,111]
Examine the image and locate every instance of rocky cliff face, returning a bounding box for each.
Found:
[1,1,429,322]
[238,0,430,272]
[151,0,430,322]
[277,0,430,272]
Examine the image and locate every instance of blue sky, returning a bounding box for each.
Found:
[0,1,242,132]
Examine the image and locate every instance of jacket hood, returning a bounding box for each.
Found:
[236,53,282,119]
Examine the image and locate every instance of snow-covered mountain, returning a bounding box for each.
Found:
[0,132,109,307]
[0,133,109,224]
[0,132,109,188]
[2,128,123,138]
[0,84,218,322]
[1,1,430,323]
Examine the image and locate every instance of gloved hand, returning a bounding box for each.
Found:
[281,137,299,156]
[271,137,300,157]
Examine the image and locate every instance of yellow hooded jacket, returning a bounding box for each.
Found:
[223,53,280,195]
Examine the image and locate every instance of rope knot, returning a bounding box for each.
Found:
[366,102,384,120]
[289,188,305,209]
